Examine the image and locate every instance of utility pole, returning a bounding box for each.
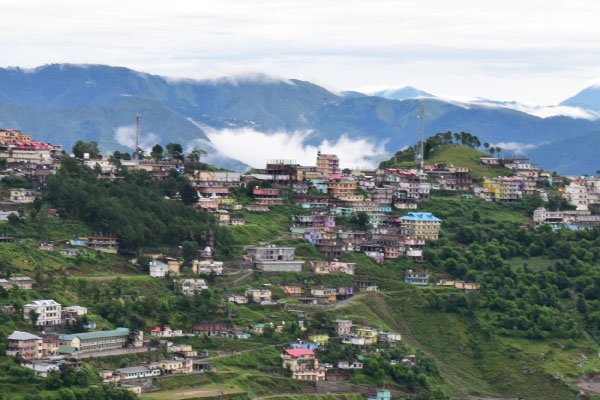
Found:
[415,103,425,172]
[135,113,141,163]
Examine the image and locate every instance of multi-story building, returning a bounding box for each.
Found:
[334,319,353,335]
[87,236,118,254]
[563,180,590,211]
[192,259,224,275]
[253,188,284,205]
[23,300,62,327]
[398,212,442,241]
[281,349,327,381]
[245,288,273,304]
[9,188,40,203]
[316,152,339,176]
[481,177,525,202]
[309,261,356,275]
[58,327,138,354]
[405,270,429,286]
[178,279,209,296]
[327,180,357,199]
[6,331,43,359]
[246,245,304,272]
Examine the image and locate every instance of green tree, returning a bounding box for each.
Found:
[165,143,184,161]
[150,144,164,161]
[182,241,199,265]
[72,140,101,159]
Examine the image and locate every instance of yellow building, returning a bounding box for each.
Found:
[399,212,442,241]
[308,334,329,345]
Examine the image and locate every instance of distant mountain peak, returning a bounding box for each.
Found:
[371,86,434,101]
[561,83,600,111]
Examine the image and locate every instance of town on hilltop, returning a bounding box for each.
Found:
[1,127,600,400]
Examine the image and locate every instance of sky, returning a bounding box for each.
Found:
[2,0,600,104]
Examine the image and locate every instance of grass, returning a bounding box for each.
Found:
[142,384,244,399]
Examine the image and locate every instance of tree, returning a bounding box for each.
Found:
[28,310,40,328]
[182,241,199,265]
[179,181,199,205]
[188,148,208,163]
[150,144,164,161]
[7,213,19,225]
[72,140,101,159]
[165,143,184,161]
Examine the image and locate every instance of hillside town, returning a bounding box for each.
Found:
[0,127,599,399]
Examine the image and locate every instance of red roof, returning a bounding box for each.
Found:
[285,348,315,357]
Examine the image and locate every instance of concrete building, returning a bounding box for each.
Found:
[316,152,339,176]
[246,245,304,272]
[398,212,442,241]
[58,327,137,354]
[23,300,62,327]
[178,279,209,296]
[281,349,327,381]
[6,331,43,359]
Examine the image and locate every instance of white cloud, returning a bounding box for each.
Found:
[113,125,160,152]
[201,126,385,169]
[2,0,600,103]
[490,142,542,155]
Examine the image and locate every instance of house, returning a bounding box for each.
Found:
[62,306,88,324]
[334,319,353,335]
[149,260,169,277]
[356,327,378,340]
[316,152,340,176]
[0,276,33,290]
[6,331,43,360]
[150,326,183,338]
[404,270,429,286]
[308,334,329,346]
[192,259,224,275]
[149,358,193,374]
[167,344,197,358]
[367,390,392,400]
[378,332,400,343]
[178,279,209,296]
[23,361,60,377]
[298,297,318,305]
[253,187,283,205]
[280,285,302,296]
[245,288,273,304]
[193,322,231,337]
[166,259,182,275]
[289,341,318,350]
[398,212,442,241]
[309,260,356,275]
[86,236,118,254]
[9,188,39,203]
[227,294,249,305]
[436,279,480,290]
[246,245,304,272]
[114,366,161,381]
[58,328,140,354]
[337,360,363,369]
[281,349,327,381]
[23,299,62,327]
[235,333,251,340]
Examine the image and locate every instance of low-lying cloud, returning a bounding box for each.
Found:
[114,125,160,152]
[202,126,385,169]
[490,141,542,155]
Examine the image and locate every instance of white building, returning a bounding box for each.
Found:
[192,259,224,275]
[9,188,40,203]
[149,260,169,278]
[23,300,62,327]
[178,279,208,296]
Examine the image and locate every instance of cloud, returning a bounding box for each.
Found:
[113,125,160,152]
[201,126,385,169]
[490,142,543,155]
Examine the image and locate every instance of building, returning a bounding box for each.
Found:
[281,349,327,381]
[404,270,429,286]
[192,259,224,275]
[6,331,43,360]
[245,288,273,304]
[178,279,208,296]
[193,322,231,337]
[253,187,284,205]
[0,276,33,290]
[227,294,249,304]
[149,260,169,277]
[149,358,193,375]
[337,360,363,369]
[316,152,340,176]
[246,245,304,272]
[367,390,392,400]
[9,188,39,203]
[280,285,303,296]
[58,327,137,354]
[87,236,118,253]
[150,326,183,338]
[23,300,62,327]
[398,212,442,241]
[334,319,353,335]
[309,261,355,275]
[114,366,161,381]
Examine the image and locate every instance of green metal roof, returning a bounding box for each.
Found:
[59,327,129,341]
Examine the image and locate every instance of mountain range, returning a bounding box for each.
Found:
[0,64,599,174]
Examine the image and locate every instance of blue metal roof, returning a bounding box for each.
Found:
[400,212,441,222]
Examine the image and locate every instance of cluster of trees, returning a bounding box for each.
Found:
[43,158,209,249]
[380,131,500,168]
[424,200,600,339]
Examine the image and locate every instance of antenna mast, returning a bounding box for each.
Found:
[416,103,425,172]
[135,113,141,163]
